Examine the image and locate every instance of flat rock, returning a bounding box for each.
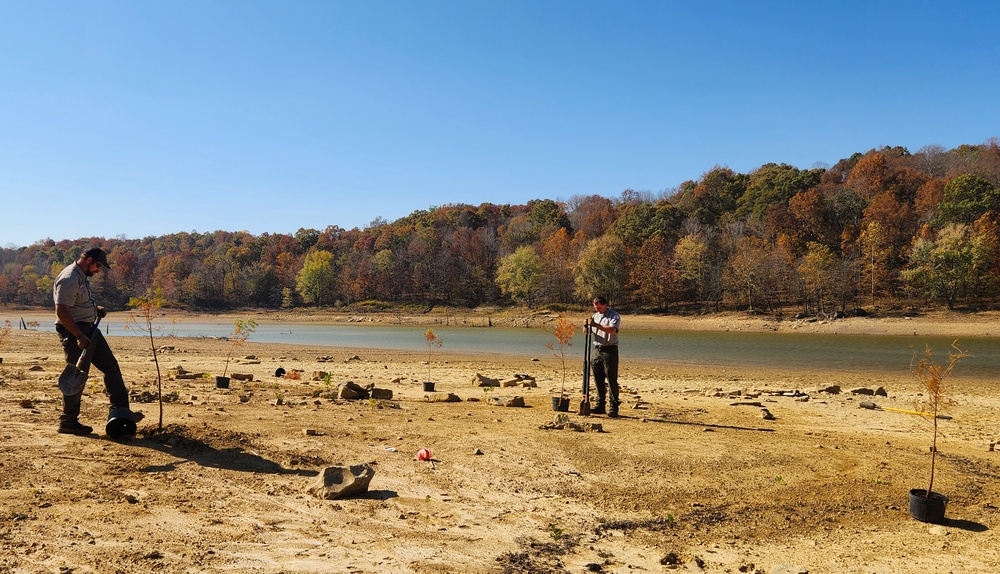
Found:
[471,373,500,387]
[486,395,525,407]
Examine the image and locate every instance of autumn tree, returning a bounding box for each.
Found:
[495,245,544,308]
[722,237,771,311]
[902,224,988,309]
[673,232,710,304]
[628,233,678,310]
[674,166,747,225]
[574,235,626,303]
[857,221,893,308]
[736,163,823,221]
[797,242,838,314]
[566,194,616,240]
[540,228,577,303]
[845,151,888,198]
[296,250,336,306]
[936,174,1000,226]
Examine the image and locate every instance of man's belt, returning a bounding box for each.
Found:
[56,322,95,335]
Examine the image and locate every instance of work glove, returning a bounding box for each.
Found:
[96,306,107,318]
[76,333,91,350]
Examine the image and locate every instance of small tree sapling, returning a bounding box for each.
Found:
[222,318,257,379]
[545,317,575,399]
[126,292,166,430]
[911,340,971,498]
[424,328,442,383]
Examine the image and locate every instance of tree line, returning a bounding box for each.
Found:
[2,141,999,315]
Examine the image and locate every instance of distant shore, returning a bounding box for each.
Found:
[5,307,998,339]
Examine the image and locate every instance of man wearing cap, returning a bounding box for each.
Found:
[586,296,622,417]
[52,247,134,436]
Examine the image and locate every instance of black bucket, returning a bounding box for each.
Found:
[423,382,435,392]
[106,407,138,439]
[552,396,570,412]
[909,488,949,523]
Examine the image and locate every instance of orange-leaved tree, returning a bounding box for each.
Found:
[424,328,442,382]
[545,317,575,398]
[911,340,971,497]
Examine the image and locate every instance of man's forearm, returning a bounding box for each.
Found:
[55,305,86,339]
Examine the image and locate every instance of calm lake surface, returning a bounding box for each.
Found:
[102,320,999,379]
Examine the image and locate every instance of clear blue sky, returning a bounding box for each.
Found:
[2,1,998,249]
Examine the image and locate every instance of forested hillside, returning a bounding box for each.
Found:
[3,142,999,314]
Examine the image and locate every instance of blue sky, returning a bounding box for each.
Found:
[2,1,998,248]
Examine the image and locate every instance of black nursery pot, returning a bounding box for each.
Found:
[423,382,435,392]
[215,376,231,389]
[909,488,949,523]
[551,396,570,412]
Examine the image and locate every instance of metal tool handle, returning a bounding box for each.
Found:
[74,316,102,371]
[582,319,592,397]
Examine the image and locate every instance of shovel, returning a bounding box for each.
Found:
[58,317,102,396]
[578,320,593,416]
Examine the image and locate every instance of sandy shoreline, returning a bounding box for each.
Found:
[2,307,999,573]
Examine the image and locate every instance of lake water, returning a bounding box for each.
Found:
[100,320,1000,379]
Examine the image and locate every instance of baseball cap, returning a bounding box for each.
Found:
[83,247,111,269]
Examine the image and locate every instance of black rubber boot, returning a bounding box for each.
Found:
[58,393,94,435]
[58,393,93,434]
[58,417,94,435]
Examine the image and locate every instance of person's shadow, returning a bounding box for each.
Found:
[120,425,400,500]
[127,425,317,476]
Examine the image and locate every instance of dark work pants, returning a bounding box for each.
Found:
[591,345,620,410]
[58,323,129,416]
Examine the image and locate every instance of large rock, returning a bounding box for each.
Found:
[471,373,500,387]
[307,465,375,500]
[487,395,525,407]
[338,381,370,400]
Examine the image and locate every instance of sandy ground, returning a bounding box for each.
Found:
[1,309,999,573]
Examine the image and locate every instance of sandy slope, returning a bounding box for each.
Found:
[1,311,998,573]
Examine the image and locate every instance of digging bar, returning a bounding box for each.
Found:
[578,319,592,416]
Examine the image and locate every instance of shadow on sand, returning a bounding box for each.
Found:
[126,424,317,477]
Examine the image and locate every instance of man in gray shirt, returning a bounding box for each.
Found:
[586,297,621,417]
[53,247,134,436]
